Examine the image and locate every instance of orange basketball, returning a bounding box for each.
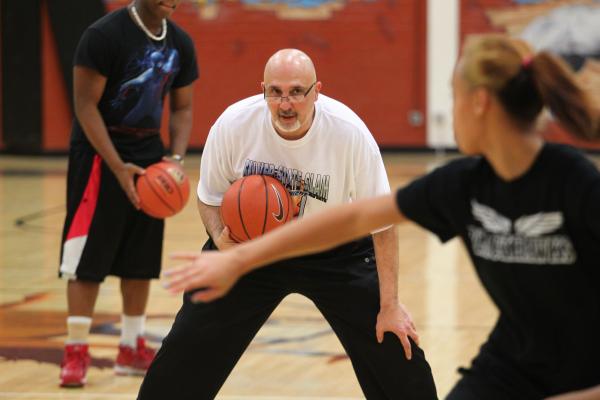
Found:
[136,161,190,219]
[221,175,293,242]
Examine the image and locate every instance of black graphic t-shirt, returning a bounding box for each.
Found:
[396,143,600,390]
[71,7,198,161]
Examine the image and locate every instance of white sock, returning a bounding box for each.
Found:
[121,314,145,347]
[66,316,92,344]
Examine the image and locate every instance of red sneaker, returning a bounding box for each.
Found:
[114,336,156,376]
[59,343,91,387]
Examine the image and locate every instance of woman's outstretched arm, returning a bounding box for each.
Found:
[164,193,406,302]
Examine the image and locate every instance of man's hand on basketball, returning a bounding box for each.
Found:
[376,302,419,360]
[115,162,145,209]
[215,226,238,250]
[163,251,243,302]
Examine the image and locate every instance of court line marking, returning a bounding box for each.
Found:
[0,394,363,400]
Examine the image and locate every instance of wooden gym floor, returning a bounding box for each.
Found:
[2,151,593,399]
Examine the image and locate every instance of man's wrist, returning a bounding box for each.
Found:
[170,153,185,165]
[380,298,399,309]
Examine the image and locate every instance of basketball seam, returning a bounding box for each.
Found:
[229,230,244,243]
[261,175,268,235]
[142,174,176,215]
[237,177,251,241]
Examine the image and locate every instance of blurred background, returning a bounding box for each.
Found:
[1,1,599,398]
[1,0,599,156]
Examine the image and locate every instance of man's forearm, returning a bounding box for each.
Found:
[372,226,400,307]
[197,198,224,240]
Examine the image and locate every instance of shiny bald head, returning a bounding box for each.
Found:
[263,49,317,83]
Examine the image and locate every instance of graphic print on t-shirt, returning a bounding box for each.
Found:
[243,159,330,217]
[467,199,577,265]
[111,45,180,131]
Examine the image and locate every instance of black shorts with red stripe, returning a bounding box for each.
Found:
[59,150,164,282]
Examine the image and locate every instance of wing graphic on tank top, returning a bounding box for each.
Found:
[471,200,511,234]
[514,212,563,237]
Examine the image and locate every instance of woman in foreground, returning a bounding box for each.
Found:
[165,34,600,399]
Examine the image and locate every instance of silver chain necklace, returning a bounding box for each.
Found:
[130,4,167,41]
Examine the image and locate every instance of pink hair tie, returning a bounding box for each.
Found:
[522,55,533,69]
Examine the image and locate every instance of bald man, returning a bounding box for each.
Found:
[138,49,437,400]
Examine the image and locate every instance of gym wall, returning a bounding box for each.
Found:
[2,0,598,153]
[2,0,428,153]
[460,0,600,150]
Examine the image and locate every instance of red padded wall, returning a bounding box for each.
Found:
[41,0,427,151]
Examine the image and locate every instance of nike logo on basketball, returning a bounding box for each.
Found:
[271,184,284,222]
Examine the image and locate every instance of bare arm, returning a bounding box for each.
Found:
[197,198,237,250]
[372,227,399,309]
[233,194,405,271]
[546,386,600,400]
[372,226,419,360]
[168,84,194,157]
[73,66,144,207]
[165,193,407,301]
[197,198,222,240]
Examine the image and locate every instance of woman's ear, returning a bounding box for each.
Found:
[472,87,491,117]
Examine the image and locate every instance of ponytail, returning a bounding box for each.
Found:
[529,52,599,140]
[461,34,600,141]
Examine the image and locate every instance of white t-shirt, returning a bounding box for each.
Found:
[198,94,390,218]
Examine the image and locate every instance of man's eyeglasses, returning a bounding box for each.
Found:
[264,82,316,104]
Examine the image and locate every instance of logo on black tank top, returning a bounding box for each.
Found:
[467,199,577,265]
